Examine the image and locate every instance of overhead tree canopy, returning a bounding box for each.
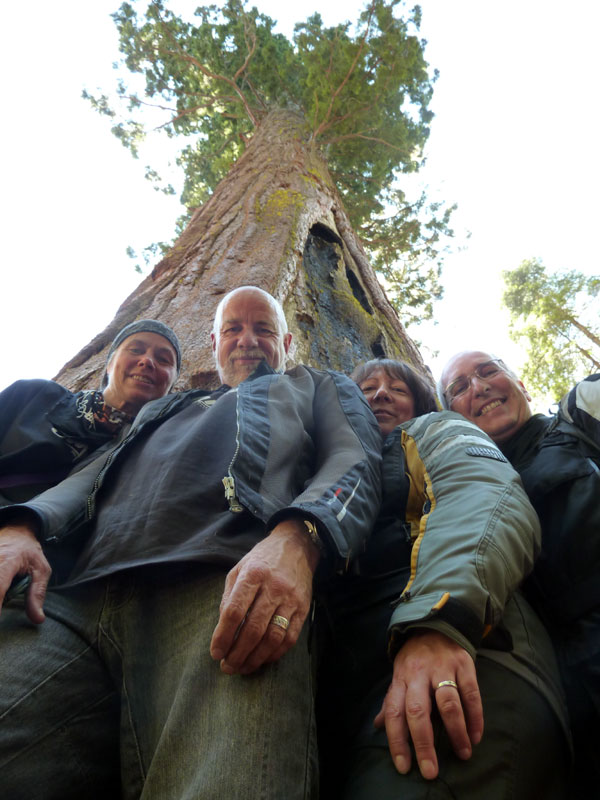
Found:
[85,0,452,327]
[503,258,600,399]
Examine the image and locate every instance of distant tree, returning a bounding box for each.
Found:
[84,0,453,327]
[503,258,600,399]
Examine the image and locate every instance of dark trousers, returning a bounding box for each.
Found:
[317,586,570,800]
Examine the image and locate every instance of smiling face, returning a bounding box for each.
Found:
[103,332,178,416]
[211,288,291,387]
[441,351,532,444]
[358,367,416,436]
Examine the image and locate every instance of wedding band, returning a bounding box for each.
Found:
[435,680,458,691]
[270,614,290,631]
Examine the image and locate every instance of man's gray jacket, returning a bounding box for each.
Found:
[6,364,382,577]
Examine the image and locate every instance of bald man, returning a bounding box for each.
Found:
[0,286,381,800]
[440,351,600,794]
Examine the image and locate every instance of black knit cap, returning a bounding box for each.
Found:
[102,319,181,387]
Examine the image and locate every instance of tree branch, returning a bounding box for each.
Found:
[234,14,257,83]
[316,54,404,141]
[326,132,408,153]
[241,75,268,113]
[163,49,258,126]
[572,340,600,369]
[312,0,376,139]
[152,2,259,127]
[552,323,600,368]
[567,315,600,349]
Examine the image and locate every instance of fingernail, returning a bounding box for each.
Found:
[420,759,436,780]
[220,659,234,675]
[459,747,472,760]
[394,755,409,774]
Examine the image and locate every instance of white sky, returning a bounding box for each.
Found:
[2,0,599,411]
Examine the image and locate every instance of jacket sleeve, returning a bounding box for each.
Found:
[0,379,52,438]
[267,369,382,567]
[0,447,116,542]
[559,373,600,443]
[0,393,182,541]
[0,379,69,507]
[388,410,541,660]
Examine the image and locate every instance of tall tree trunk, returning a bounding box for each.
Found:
[55,110,427,391]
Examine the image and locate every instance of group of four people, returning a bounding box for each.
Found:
[0,285,597,799]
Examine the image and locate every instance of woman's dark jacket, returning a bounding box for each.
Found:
[0,379,119,506]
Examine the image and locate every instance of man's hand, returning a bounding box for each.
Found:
[374,630,483,780]
[210,519,320,675]
[0,524,51,623]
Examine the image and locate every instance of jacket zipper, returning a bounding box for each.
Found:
[223,389,243,513]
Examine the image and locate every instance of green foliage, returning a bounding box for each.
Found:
[364,189,454,325]
[86,0,454,324]
[503,258,600,399]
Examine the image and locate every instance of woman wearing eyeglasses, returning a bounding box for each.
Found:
[317,358,570,800]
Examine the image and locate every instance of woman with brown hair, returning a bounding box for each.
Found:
[318,358,570,799]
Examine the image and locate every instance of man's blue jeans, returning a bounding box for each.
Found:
[0,564,318,799]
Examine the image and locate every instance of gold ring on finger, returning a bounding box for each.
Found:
[435,680,458,691]
[270,614,290,631]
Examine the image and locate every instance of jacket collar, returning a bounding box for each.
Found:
[221,359,279,390]
[500,413,552,468]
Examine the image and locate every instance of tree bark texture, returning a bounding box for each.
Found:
[55,110,428,391]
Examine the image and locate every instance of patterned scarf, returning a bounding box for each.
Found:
[76,390,133,435]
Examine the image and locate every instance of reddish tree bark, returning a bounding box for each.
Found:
[55,110,428,391]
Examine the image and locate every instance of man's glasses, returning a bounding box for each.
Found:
[444,360,505,403]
